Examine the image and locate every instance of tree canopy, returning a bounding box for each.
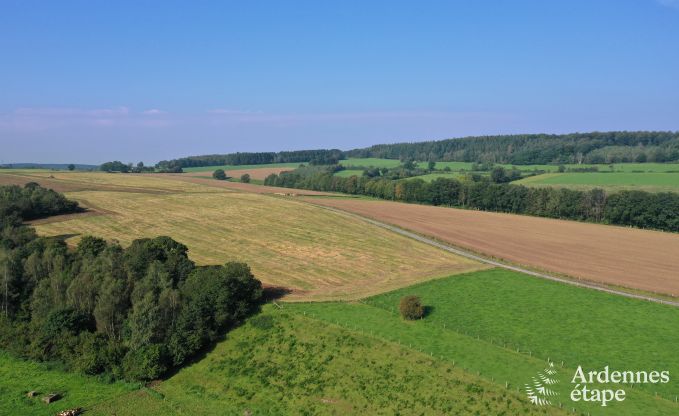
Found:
[0,184,262,381]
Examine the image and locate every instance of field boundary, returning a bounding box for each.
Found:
[310,204,679,308]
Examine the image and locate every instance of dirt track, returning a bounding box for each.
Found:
[304,198,679,296]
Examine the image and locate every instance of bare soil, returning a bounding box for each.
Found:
[304,198,679,296]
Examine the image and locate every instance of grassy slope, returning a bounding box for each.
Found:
[32,174,482,301]
[91,307,562,416]
[336,159,679,191]
[183,162,303,172]
[341,159,679,173]
[517,172,679,192]
[0,352,137,416]
[287,268,679,415]
[334,169,365,177]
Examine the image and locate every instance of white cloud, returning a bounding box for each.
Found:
[142,109,166,115]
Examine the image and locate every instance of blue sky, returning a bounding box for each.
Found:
[1,0,678,164]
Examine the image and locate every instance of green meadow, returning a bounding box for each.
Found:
[183,162,302,172]
[518,172,679,192]
[88,307,554,415]
[0,352,137,416]
[334,169,365,177]
[339,158,403,168]
[287,268,679,415]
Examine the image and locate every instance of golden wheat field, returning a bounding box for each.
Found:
[0,171,484,300]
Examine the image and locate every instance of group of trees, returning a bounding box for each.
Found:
[264,169,679,232]
[101,161,181,173]
[346,131,679,165]
[0,183,81,221]
[0,184,263,381]
[156,149,344,169]
[213,169,227,180]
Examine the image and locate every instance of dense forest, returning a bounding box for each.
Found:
[155,149,343,170]
[0,184,263,381]
[264,168,679,233]
[346,131,679,164]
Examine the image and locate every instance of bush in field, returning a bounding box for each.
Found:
[213,169,227,180]
[240,173,251,183]
[399,295,424,320]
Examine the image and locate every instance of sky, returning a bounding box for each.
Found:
[1,0,678,164]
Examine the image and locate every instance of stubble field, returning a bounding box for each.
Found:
[0,171,483,301]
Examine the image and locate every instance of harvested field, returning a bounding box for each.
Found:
[189,166,292,180]
[30,173,483,301]
[0,171,217,194]
[148,173,335,196]
[303,198,679,296]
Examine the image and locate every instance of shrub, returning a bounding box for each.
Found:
[399,295,424,320]
[212,169,227,180]
[240,173,251,183]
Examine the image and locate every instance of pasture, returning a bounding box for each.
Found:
[0,352,137,416]
[88,306,557,415]
[517,172,679,192]
[182,162,302,172]
[339,158,402,168]
[15,172,483,301]
[334,169,365,177]
[405,172,467,182]
[288,268,679,415]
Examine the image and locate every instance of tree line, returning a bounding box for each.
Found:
[264,169,679,232]
[155,148,344,170]
[346,131,679,165]
[150,132,679,172]
[0,184,263,381]
[99,161,179,173]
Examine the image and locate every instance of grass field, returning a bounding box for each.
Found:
[334,169,364,177]
[405,172,467,182]
[517,172,679,192]
[183,162,302,173]
[23,172,483,301]
[0,352,138,416]
[339,158,402,168]
[87,306,559,415]
[287,268,679,415]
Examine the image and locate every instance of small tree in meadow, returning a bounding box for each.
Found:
[240,173,251,183]
[213,169,227,180]
[399,295,424,320]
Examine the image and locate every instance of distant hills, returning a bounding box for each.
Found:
[0,163,99,170]
[158,131,679,169]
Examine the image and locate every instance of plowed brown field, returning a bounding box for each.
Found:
[303,198,679,296]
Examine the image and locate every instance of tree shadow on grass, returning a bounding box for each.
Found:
[423,305,435,318]
[155,286,292,383]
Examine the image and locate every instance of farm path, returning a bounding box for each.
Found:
[309,203,679,308]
